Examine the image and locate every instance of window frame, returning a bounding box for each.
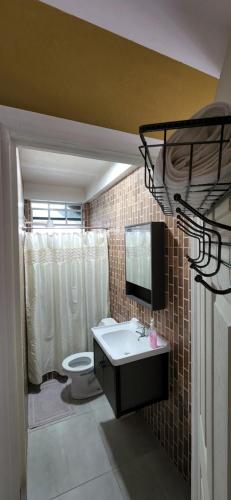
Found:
[31,201,82,227]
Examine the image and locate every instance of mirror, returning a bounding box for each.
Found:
[125,223,151,290]
[125,222,165,310]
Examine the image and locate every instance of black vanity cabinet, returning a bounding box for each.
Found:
[94,339,168,418]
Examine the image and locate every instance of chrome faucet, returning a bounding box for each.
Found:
[136,324,147,340]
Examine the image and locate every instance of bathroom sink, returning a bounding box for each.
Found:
[92,318,170,366]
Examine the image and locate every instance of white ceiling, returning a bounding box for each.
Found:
[18,146,138,203]
[19,148,112,187]
[40,0,231,77]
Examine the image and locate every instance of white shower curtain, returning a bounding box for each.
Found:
[24,230,109,384]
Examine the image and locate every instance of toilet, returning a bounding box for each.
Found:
[62,318,117,399]
[62,351,101,399]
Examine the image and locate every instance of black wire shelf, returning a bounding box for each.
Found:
[139,115,231,295]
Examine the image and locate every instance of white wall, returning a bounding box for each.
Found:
[85,162,136,201]
[24,181,85,203]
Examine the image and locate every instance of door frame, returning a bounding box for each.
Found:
[0,105,146,499]
[0,126,27,499]
[0,104,143,165]
[191,202,231,500]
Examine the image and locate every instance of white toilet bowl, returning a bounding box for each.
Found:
[62,351,102,399]
[62,318,117,399]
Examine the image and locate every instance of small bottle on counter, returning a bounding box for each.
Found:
[149,318,158,349]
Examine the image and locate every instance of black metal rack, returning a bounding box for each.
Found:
[139,116,231,295]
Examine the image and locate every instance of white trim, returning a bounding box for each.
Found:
[0,126,26,499]
[0,105,157,202]
[191,233,199,500]
[0,105,156,165]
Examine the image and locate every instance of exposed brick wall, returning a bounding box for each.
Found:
[88,166,191,481]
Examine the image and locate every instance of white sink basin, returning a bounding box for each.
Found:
[92,319,170,366]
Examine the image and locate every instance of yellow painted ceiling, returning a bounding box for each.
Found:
[0,0,217,136]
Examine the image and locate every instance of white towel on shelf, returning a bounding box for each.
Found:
[154,102,231,212]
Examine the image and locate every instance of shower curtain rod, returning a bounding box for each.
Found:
[22,225,109,231]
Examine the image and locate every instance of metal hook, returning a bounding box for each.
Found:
[176,208,222,278]
[176,208,219,248]
[195,275,231,295]
[177,215,212,268]
[177,221,202,261]
[177,217,206,263]
[177,219,211,268]
[174,193,231,232]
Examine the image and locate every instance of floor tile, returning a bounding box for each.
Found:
[92,405,159,469]
[27,423,63,500]
[27,413,111,500]
[114,449,191,500]
[61,383,92,417]
[27,386,190,500]
[89,393,111,411]
[52,471,123,500]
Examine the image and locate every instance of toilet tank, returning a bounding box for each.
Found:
[98,317,117,327]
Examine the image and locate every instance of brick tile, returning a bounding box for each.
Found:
[88,167,191,481]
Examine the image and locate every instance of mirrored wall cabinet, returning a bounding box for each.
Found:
[125,222,165,310]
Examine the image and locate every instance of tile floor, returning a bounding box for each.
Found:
[27,382,191,500]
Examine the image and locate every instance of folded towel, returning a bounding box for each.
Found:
[154,102,231,213]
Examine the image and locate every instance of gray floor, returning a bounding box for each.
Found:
[27,383,190,500]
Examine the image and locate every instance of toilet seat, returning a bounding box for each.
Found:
[62,352,94,374]
[61,319,116,399]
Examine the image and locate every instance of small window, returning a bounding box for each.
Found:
[31,201,82,227]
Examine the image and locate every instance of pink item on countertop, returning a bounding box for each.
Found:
[148,319,158,349]
[149,329,158,349]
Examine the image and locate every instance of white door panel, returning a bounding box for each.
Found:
[192,197,231,500]
[214,298,231,500]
